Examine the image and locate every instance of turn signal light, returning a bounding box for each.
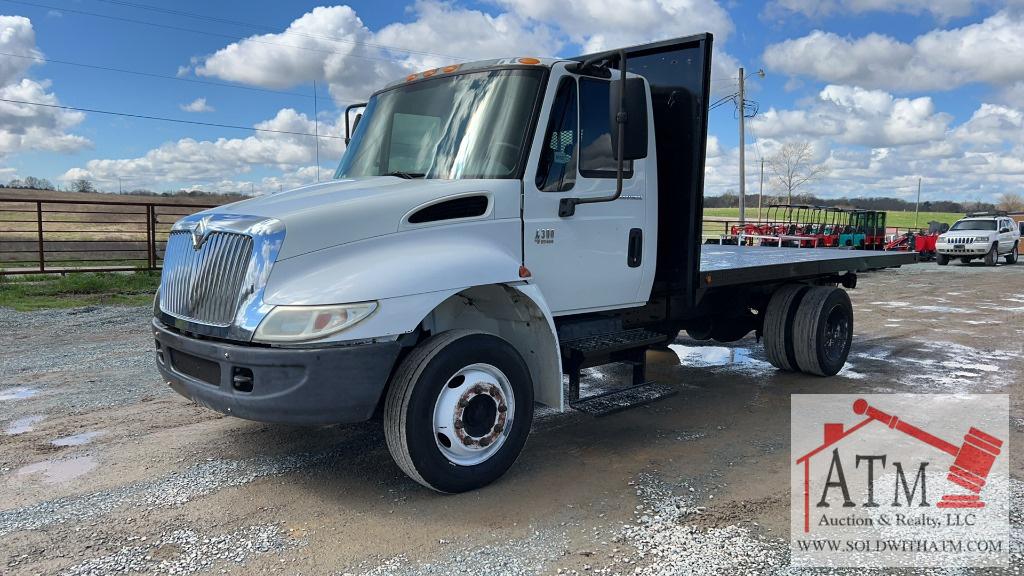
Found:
[518,57,541,65]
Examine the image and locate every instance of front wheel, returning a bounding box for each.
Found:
[936,253,949,266]
[1006,243,1018,265]
[384,330,534,493]
[984,244,998,266]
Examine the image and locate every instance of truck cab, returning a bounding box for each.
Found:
[153,34,915,493]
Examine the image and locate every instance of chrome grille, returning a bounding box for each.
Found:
[947,237,975,244]
[160,231,254,326]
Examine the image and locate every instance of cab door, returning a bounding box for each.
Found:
[522,67,651,315]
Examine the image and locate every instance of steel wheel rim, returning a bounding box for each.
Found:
[823,305,849,362]
[432,363,515,466]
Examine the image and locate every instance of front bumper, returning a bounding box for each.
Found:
[153,319,402,425]
[936,243,990,255]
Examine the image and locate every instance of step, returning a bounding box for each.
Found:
[560,328,667,359]
[570,382,677,416]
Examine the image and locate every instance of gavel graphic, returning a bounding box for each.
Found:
[852,398,1003,508]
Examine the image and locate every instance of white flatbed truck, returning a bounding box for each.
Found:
[153,34,917,492]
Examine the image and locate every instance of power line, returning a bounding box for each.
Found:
[0,97,343,139]
[1,0,419,68]
[88,0,460,62]
[0,51,313,98]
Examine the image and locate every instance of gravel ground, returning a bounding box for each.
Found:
[1,261,1022,575]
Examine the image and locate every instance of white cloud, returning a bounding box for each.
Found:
[179,97,215,113]
[750,85,952,148]
[193,1,739,102]
[763,11,1024,92]
[193,3,561,104]
[764,0,974,21]
[0,15,89,158]
[498,0,732,54]
[60,108,344,191]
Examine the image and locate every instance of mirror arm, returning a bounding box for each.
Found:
[344,102,367,145]
[559,50,628,218]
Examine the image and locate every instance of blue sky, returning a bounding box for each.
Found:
[1,0,1022,202]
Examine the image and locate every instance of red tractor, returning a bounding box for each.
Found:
[884,220,948,260]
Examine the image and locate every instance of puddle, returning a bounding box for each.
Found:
[838,365,867,379]
[911,305,972,314]
[15,456,97,484]
[668,344,769,370]
[0,388,39,401]
[51,431,104,447]
[5,415,44,435]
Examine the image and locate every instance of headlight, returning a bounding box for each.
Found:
[975,236,990,243]
[253,302,377,343]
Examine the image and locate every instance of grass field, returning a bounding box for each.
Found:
[0,271,159,310]
[703,208,964,229]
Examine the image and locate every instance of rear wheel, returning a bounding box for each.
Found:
[792,287,853,377]
[984,243,998,266]
[762,284,809,371]
[1006,243,1018,265]
[936,253,949,266]
[384,330,534,493]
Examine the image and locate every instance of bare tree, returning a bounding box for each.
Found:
[997,192,1023,212]
[71,178,96,193]
[767,141,830,204]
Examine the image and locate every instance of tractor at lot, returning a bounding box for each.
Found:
[838,209,867,248]
[884,220,947,260]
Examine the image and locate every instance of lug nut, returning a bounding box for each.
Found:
[454,420,464,429]
[497,404,507,413]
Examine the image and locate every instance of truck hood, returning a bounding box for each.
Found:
[206,177,505,260]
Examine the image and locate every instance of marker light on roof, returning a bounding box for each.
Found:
[422,68,438,77]
[442,64,460,73]
[405,73,418,82]
[518,57,541,65]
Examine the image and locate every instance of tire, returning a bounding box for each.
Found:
[984,243,997,266]
[762,284,809,371]
[792,287,854,377]
[936,253,949,266]
[711,323,752,343]
[1006,243,1018,265]
[384,330,534,493]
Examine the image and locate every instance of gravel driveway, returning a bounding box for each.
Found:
[1,261,1022,575]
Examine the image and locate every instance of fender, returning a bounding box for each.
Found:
[261,218,524,341]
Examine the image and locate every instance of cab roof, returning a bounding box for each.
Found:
[382,57,560,90]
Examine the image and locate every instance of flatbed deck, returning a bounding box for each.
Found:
[699,245,917,287]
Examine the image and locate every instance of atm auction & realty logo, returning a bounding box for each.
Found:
[790,394,1008,568]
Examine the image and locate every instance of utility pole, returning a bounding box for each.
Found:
[738,67,745,226]
[914,178,922,230]
[313,81,321,183]
[758,158,764,223]
[118,176,122,194]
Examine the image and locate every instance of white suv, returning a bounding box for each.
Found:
[936,215,1020,266]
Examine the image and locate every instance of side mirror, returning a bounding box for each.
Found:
[609,77,648,160]
[344,102,367,145]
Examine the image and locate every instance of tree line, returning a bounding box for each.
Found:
[704,192,1008,214]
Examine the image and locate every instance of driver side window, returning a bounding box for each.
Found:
[535,77,578,192]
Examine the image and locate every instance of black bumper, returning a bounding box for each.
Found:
[153,319,402,425]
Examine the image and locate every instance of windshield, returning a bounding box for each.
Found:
[950,220,996,231]
[335,69,544,180]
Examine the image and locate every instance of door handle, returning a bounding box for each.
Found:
[628,228,642,267]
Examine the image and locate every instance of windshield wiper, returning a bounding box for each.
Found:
[384,171,425,179]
